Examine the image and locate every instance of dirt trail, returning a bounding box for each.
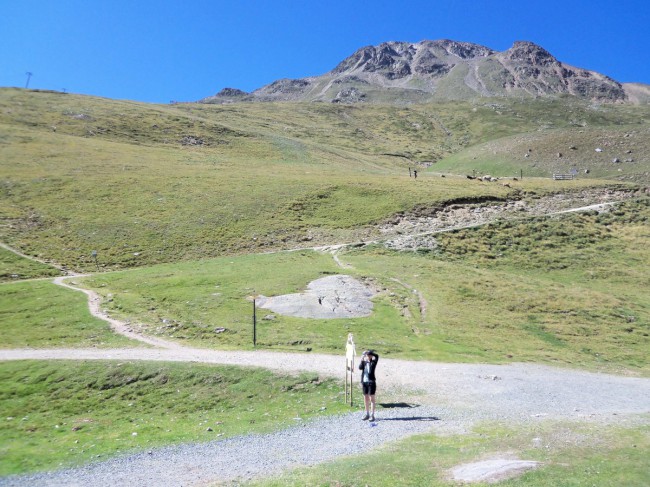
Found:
[52,276,183,350]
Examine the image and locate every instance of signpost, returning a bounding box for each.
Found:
[345,333,356,406]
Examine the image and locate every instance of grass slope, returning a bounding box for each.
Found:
[2,89,649,272]
[347,199,650,373]
[0,279,138,348]
[45,200,645,374]
[1,88,649,483]
[0,360,347,475]
[0,246,63,282]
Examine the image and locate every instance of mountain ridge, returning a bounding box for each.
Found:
[200,39,647,104]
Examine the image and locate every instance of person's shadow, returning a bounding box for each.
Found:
[378,403,440,422]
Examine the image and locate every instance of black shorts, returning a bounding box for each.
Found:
[362,381,377,395]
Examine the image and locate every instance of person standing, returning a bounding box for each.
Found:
[359,350,379,421]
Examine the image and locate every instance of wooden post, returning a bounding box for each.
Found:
[350,363,354,407]
[345,362,348,403]
[253,298,257,347]
[91,250,99,272]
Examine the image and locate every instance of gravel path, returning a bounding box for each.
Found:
[1,348,649,486]
[0,404,446,487]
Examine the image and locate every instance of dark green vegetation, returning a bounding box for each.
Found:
[1,89,649,271]
[251,422,650,486]
[0,360,346,475]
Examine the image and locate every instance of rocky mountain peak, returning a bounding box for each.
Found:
[216,87,248,97]
[427,39,494,59]
[501,41,558,66]
[200,39,641,104]
[332,42,415,76]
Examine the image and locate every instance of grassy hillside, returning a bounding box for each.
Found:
[0,246,63,282]
[0,278,138,348]
[2,89,649,272]
[436,125,650,181]
[45,199,642,375]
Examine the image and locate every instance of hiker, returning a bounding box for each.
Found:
[359,350,379,421]
[413,169,418,179]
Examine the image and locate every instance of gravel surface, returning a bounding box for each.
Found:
[0,406,446,487]
[2,348,649,486]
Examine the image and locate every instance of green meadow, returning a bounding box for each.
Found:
[0,246,63,282]
[1,88,649,480]
[0,279,137,348]
[67,198,647,373]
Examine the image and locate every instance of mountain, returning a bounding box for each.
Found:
[200,39,645,104]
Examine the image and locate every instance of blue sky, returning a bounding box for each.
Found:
[1,0,649,103]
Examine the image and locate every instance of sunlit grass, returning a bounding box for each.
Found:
[0,360,348,475]
[249,421,650,486]
[0,279,138,348]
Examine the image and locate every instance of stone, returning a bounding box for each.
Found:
[451,458,540,483]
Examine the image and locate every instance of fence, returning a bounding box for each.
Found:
[552,173,575,180]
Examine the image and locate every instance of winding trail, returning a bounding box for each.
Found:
[52,276,182,350]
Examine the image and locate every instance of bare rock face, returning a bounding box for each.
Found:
[331,39,491,81]
[200,39,640,104]
[200,87,251,103]
[501,41,558,66]
[217,87,248,97]
[253,78,313,101]
[496,41,626,101]
[332,42,415,79]
[333,87,366,103]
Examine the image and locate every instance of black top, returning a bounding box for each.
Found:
[359,353,379,383]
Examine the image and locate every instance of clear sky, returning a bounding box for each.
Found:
[1,0,649,103]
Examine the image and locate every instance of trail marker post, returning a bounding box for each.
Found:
[91,250,99,272]
[252,296,257,347]
[345,333,356,406]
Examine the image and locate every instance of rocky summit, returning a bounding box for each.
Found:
[200,39,645,104]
